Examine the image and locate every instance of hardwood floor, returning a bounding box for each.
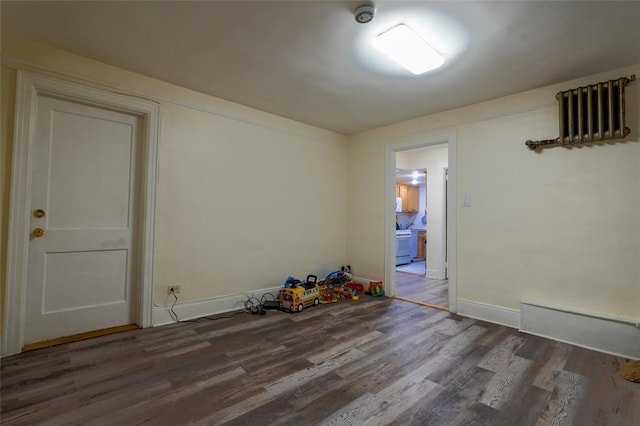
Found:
[396,260,426,275]
[396,271,448,307]
[1,296,638,425]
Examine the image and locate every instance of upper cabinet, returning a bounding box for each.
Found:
[396,183,419,213]
[407,185,419,212]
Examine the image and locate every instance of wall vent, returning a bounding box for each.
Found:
[526,75,635,150]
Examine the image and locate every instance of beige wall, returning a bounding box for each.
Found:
[0,38,348,325]
[348,65,640,319]
[2,36,638,335]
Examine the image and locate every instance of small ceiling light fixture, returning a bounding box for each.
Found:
[374,24,444,75]
[354,2,376,24]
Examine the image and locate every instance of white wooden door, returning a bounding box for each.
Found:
[24,95,141,344]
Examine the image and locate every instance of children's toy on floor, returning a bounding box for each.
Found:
[279,275,320,313]
[341,286,360,301]
[321,265,352,288]
[320,265,365,302]
[345,282,364,301]
[284,276,301,288]
[367,280,384,297]
[346,282,365,293]
[318,285,339,304]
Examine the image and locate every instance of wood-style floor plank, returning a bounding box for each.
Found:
[395,272,448,307]
[1,296,638,425]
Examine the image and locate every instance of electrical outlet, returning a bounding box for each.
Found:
[167,285,181,295]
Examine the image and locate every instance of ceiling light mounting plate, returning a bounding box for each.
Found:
[354,2,376,24]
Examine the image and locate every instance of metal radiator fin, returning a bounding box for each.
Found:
[526,75,635,150]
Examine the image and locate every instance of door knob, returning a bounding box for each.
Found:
[33,209,46,218]
[32,228,45,238]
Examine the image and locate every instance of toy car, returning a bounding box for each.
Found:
[279,275,320,312]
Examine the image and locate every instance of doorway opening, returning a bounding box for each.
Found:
[385,134,457,313]
[395,168,426,276]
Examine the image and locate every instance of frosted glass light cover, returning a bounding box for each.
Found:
[374,24,444,75]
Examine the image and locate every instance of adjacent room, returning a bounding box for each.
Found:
[394,145,449,309]
[1,1,639,424]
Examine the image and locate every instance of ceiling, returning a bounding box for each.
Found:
[3,1,640,135]
[396,168,426,186]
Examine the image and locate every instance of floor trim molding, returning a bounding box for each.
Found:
[352,276,375,285]
[153,286,281,326]
[520,301,640,359]
[457,298,520,329]
[23,325,139,352]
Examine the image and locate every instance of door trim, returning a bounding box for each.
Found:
[3,72,159,357]
[384,133,457,313]
[441,167,448,279]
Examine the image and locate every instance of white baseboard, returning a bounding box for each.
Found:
[425,269,440,279]
[457,298,520,329]
[352,276,378,285]
[153,286,281,326]
[520,301,640,359]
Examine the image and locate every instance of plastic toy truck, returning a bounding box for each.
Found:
[279,275,320,312]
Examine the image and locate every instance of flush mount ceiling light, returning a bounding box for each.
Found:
[374,24,444,75]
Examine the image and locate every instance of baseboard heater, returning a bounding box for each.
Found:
[526,74,636,150]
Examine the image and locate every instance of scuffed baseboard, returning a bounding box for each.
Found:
[153,286,281,326]
[520,300,640,359]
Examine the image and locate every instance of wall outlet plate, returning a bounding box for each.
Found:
[168,285,181,294]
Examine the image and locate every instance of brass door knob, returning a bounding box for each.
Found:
[32,228,45,238]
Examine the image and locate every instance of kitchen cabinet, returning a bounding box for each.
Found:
[407,186,419,212]
[396,183,419,213]
[398,184,409,211]
[416,231,426,260]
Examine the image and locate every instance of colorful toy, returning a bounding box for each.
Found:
[344,287,360,300]
[284,276,301,288]
[346,282,365,293]
[279,275,320,312]
[321,265,353,287]
[368,280,385,297]
[318,285,338,304]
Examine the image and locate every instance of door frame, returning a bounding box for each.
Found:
[384,133,457,313]
[3,72,159,357]
[443,167,449,279]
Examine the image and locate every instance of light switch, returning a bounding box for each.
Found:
[462,195,471,207]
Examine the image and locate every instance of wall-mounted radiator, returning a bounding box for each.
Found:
[526,75,636,150]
